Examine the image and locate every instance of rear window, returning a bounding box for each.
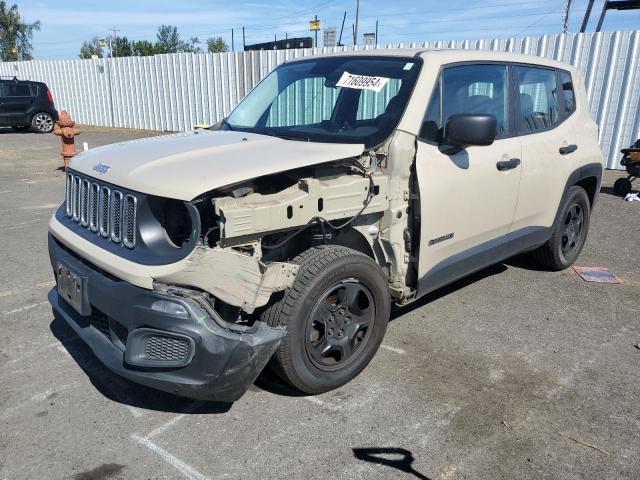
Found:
[515,66,560,132]
[559,71,576,115]
[4,84,33,97]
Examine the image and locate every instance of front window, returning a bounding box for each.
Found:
[225,56,421,149]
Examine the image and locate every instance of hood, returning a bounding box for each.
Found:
[70,130,365,201]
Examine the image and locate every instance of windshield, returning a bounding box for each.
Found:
[225,56,421,149]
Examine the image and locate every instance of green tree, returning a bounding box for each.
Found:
[155,25,201,54]
[112,36,133,57]
[181,36,202,53]
[132,40,156,56]
[154,25,181,53]
[0,1,40,61]
[79,37,103,59]
[206,36,229,53]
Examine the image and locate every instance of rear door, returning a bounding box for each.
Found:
[415,63,522,294]
[1,82,35,125]
[509,66,579,238]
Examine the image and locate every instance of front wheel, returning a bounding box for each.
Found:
[262,245,391,395]
[531,186,591,270]
[31,112,55,133]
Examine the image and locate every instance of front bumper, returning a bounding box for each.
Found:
[48,234,285,402]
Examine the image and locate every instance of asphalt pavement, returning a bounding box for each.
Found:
[1,125,639,480]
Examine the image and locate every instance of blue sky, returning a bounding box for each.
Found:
[13,0,640,60]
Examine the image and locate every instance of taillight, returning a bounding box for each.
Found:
[46,89,54,103]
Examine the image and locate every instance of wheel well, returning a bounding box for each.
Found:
[331,227,375,259]
[575,176,598,206]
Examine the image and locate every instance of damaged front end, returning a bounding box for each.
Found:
[48,152,392,401]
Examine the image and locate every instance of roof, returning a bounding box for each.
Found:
[286,48,577,72]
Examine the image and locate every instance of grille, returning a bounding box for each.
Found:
[66,173,137,249]
[89,310,110,338]
[111,190,123,242]
[144,335,191,361]
[123,194,137,248]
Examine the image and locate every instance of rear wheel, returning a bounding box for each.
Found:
[262,245,390,394]
[31,112,54,133]
[531,186,591,270]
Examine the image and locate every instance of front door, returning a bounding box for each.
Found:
[415,63,521,294]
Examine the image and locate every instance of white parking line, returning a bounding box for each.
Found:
[303,396,343,411]
[3,301,49,315]
[0,384,73,419]
[4,218,48,231]
[0,281,55,299]
[132,435,210,480]
[56,345,72,358]
[131,401,208,479]
[126,406,145,418]
[381,344,406,355]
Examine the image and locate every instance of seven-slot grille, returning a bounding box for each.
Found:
[66,172,137,249]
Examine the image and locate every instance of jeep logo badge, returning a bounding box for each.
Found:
[92,162,110,174]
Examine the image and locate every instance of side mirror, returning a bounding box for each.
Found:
[439,114,497,154]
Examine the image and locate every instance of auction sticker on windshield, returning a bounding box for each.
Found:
[336,71,390,93]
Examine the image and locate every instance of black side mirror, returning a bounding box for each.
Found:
[439,114,497,154]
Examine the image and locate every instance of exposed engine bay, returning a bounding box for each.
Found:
[154,131,418,319]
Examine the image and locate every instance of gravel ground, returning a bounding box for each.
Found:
[0,126,638,480]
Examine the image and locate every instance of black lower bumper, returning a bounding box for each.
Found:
[48,234,285,402]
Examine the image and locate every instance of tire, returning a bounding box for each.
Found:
[11,125,31,132]
[531,186,591,270]
[31,112,54,133]
[261,245,391,394]
[613,177,632,196]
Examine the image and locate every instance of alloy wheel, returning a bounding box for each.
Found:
[34,113,54,133]
[561,203,584,259]
[305,279,375,371]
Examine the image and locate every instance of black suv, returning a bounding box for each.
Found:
[0,77,59,133]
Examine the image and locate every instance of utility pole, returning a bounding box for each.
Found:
[242,26,246,50]
[231,29,234,51]
[580,0,596,32]
[338,11,346,46]
[354,0,360,45]
[108,27,120,57]
[314,15,318,47]
[562,0,573,33]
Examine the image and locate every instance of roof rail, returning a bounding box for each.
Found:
[0,75,19,81]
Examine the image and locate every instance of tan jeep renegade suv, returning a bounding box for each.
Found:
[48,50,604,401]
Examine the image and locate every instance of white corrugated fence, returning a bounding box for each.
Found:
[1,30,639,169]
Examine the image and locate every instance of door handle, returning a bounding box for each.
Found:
[496,158,521,171]
[559,144,578,155]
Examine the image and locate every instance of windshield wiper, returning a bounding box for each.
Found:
[254,130,310,142]
[209,118,234,131]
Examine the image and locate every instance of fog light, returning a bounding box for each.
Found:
[151,299,189,318]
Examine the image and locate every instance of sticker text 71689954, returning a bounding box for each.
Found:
[336,71,390,93]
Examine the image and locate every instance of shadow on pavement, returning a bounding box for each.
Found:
[353,447,431,480]
[392,262,507,321]
[49,314,232,414]
[599,185,635,197]
[0,127,34,135]
[251,365,307,397]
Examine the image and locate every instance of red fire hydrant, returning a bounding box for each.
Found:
[53,110,80,170]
